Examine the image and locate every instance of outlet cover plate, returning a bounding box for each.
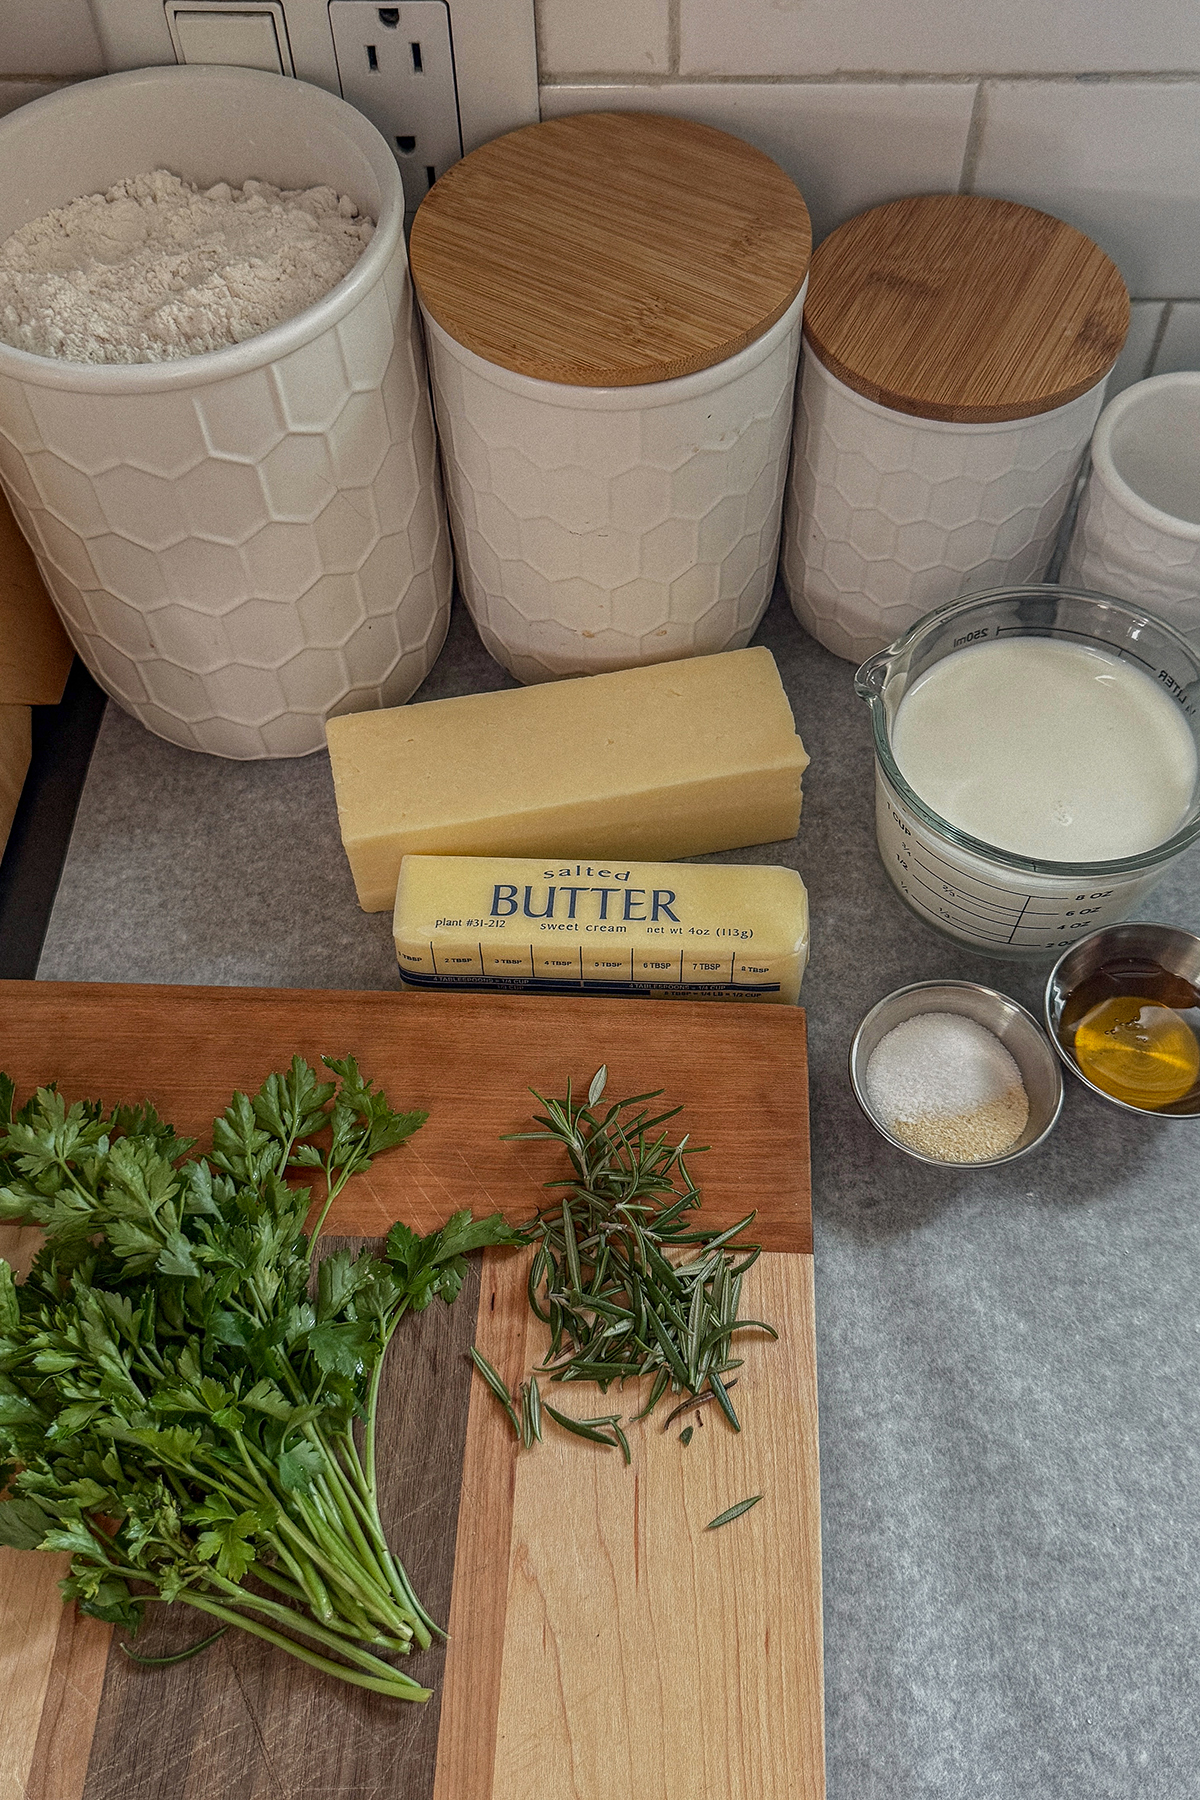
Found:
[330,1,462,205]
[87,0,537,153]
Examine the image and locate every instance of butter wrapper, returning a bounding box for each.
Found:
[393,855,809,1003]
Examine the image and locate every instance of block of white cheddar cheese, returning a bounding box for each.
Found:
[326,648,809,912]
[394,855,809,1003]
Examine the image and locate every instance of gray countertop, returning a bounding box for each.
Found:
[38,582,1200,1800]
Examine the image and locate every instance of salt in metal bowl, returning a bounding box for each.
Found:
[849,979,1064,1167]
[1044,922,1200,1118]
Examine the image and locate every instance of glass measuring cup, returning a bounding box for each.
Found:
[854,585,1200,959]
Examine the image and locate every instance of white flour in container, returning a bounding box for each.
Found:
[865,1010,1029,1161]
[0,169,374,364]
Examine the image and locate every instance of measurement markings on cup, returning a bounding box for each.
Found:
[892,836,1034,941]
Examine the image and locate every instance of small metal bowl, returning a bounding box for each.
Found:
[849,980,1064,1167]
[1045,922,1200,1117]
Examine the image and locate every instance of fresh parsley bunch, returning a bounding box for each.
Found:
[0,1056,521,1700]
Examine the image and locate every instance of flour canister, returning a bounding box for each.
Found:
[409,112,811,684]
[0,67,451,760]
[782,194,1129,664]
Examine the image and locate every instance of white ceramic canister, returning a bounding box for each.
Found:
[785,355,1108,665]
[421,292,804,685]
[781,195,1130,665]
[0,66,451,759]
[1062,372,1200,639]
[409,111,812,684]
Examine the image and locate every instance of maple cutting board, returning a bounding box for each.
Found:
[0,982,824,1800]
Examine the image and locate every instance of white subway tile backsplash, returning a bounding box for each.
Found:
[972,81,1200,300]
[0,0,1195,323]
[537,0,670,76]
[1103,302,1166,397]
[0,0,104,76]
[0,78,75,119]
[1154,302,1200,374]
[539,82,975,245]
[679,0,1200,77]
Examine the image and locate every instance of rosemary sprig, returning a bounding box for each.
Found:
[505,1067,776,1432]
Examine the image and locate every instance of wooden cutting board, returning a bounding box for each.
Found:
[0,982,824,1800]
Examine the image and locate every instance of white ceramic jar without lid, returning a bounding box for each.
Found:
[1062,371,1200,639]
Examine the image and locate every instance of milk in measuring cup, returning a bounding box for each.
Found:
[893,639,1196,859]
[877,638,1199,955]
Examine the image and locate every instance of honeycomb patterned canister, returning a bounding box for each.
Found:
[409,112,811,684]
[781,194,1130,664]
[0,67,451,759]
[1062,372,1200,639]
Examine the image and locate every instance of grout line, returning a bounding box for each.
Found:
[530,0,548,87]
[5,66,1200,89]
[1146,302,1174,377]
[958,82,987,192]
[7,67,1200,90]
[538,68,1200,88]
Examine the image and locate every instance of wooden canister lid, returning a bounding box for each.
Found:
[409,112,812,388]
[801,193,1129,423]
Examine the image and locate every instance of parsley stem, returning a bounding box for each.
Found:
[179,1595,431,1700]
[248,1563,410,1653]
[307,1156,359,1246]
[363,1301,410,1493]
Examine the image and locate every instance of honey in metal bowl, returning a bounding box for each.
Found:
[1059,954,1200,1111]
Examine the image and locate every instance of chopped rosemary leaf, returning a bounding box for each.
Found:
[662,1381,737,1432]
[469,1346,522,1440]
[707,1495,763,1530]
[679,1427,694,1448]
[543,1402,618,1448]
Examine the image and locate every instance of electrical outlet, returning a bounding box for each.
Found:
[330,2,461,206]
[88,0,537,157]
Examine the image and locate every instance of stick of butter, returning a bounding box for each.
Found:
[393,855,810,1003]
[326,647,809,911]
